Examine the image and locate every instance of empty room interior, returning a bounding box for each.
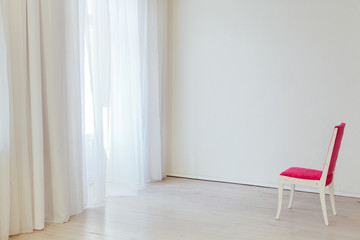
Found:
[1,0,360,239]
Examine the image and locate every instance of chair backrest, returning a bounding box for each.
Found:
[321,123,346,186]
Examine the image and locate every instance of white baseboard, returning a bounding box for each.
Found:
[167,173,360,199]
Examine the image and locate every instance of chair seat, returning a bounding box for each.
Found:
[280,167,333,186]
[280,167,322,181]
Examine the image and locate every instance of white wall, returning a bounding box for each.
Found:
[167,0,360,197]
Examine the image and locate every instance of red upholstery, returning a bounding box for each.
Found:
[281,167,322,180]
[326,123,345,185]
[280,167,332,186]
[280,123,345,186]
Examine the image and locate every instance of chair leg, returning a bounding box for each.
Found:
[276,180,284,219]
[288,184,295,208]
[319,187,329,225]
[329,182,336,215]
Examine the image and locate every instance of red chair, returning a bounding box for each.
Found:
[276,123,345,225]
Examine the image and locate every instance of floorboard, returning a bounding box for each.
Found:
[10,177,360,240]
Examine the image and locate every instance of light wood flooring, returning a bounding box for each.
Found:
[10,177,360,240]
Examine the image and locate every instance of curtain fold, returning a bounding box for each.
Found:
[0,0,85,239]
[139,0,168,182]
[0,3,11,240]
[26,0,45,230]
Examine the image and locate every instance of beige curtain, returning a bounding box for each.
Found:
[0,1,85,239]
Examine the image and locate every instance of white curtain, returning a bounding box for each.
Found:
[0,0,166,239]
[0,1,85,239]
[84,0,167,207]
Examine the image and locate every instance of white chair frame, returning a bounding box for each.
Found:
[275,127,338,225]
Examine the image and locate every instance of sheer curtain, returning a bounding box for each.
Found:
[84,0,167,207]
[0,1,84,239]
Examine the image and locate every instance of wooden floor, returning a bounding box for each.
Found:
[10,177,360,240]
